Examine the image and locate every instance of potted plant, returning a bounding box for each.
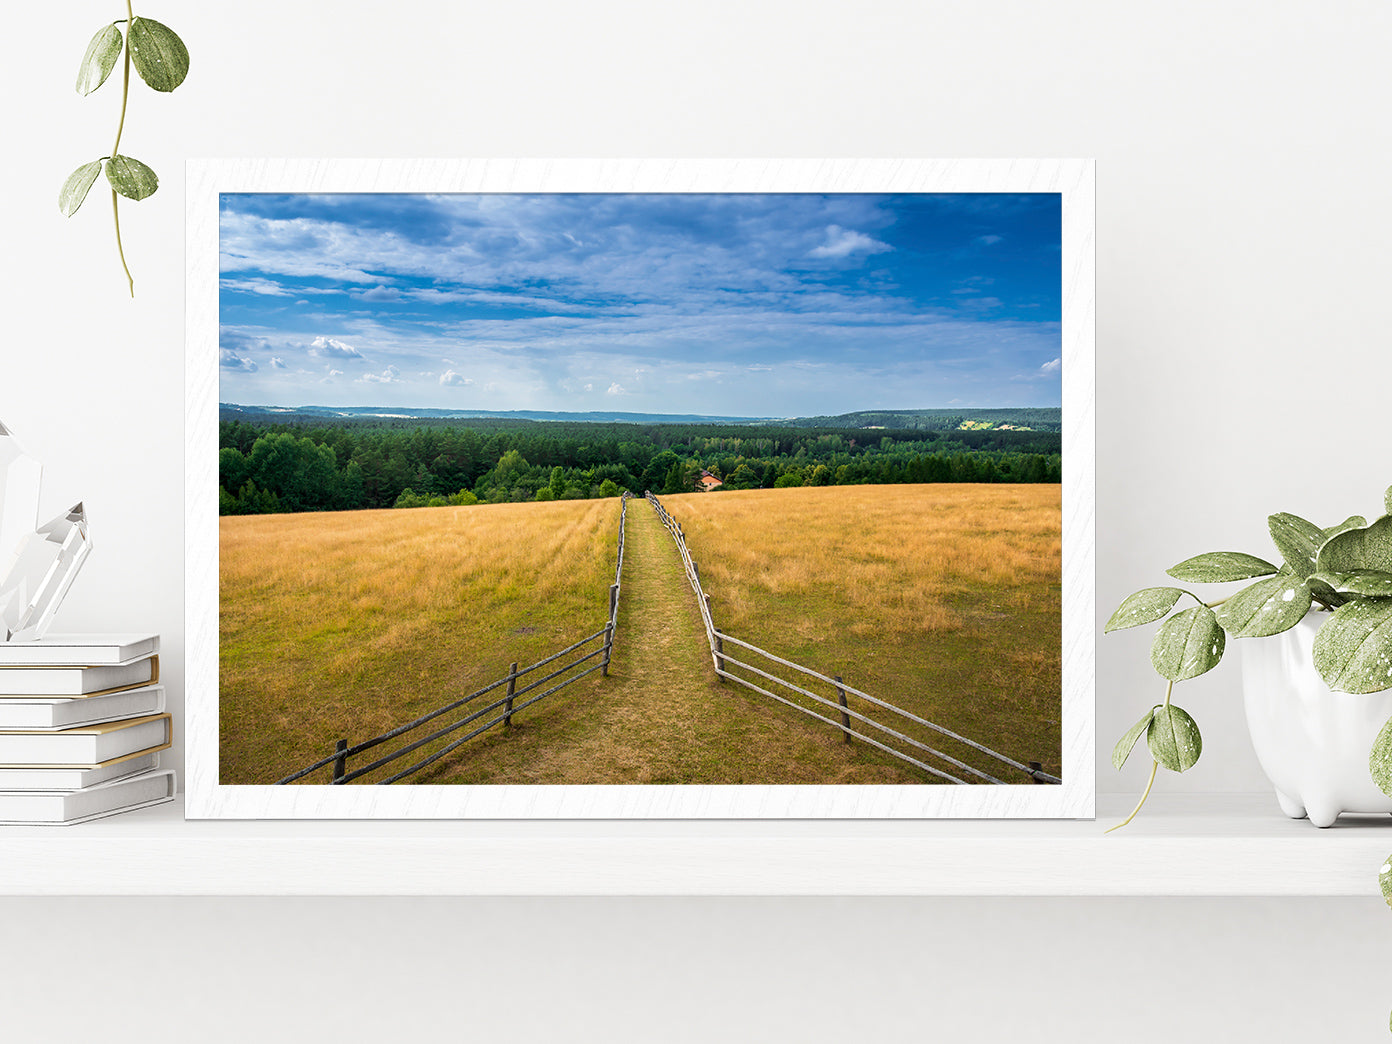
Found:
[1105,482,1392,830]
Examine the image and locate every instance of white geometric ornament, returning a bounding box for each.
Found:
[0,421,91,643]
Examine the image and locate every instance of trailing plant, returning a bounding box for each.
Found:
[59,4,189,296]
[1105,482,1392,829]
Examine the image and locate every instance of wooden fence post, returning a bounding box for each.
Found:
[835,676,851,743]
[602,622,614,676]
[609,582,619,623]
[706,594,724,681]
[1029,760,1044,784]
[692,560,700,585]
[332,739,348,782]
[504,663,518,727]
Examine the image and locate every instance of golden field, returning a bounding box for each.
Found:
[220,483,1062,785]
[219,498,620,783]
[662,484,1062,780]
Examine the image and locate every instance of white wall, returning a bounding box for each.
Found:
[3,2,1389,1040]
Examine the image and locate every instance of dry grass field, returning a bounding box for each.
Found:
[220,498,620,783]
[221,483,1061,785]
[662,484,1062,780]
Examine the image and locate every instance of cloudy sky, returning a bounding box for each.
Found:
[219,192,1061,417]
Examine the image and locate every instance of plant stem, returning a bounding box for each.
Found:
[111,0,135,297]
[1106,759,1158,833]
[1106,679,1175,832]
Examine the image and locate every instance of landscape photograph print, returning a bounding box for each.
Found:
[216,188,1065,792]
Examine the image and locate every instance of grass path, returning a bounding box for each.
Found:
[424,498,921,784]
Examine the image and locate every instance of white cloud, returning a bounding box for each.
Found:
[359,365,402,384]
[439,370,472,387]
[808,225,892,260]
[975,234,1004,246]
[358,286,402,303]
[270,357,288,370]
[1040,357,1061,374]
[584,383,593,392]
[606,383,626,396]
[219,349,258,373]
[309,336,364,360]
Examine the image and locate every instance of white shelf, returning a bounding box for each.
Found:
[1,793,1387,896]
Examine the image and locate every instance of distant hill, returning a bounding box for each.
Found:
[781,408,1062,432]
[219,403,780,426]
[219,403,1062,432]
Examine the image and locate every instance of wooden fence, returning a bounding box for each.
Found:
[643,491,1060,785]
[274,493,631,785]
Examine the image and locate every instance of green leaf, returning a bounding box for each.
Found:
[58,160,104,217]
[1308,570,1392,598]
[1112,708,1156,770]
[1324,515,1367,540]
[1385,485,1391,515]
[128,17,189,92]
[1104,588,1185,633]
[1312,598,1392,694]
[1268,513,1325,579]
[76,23,123,96]
[1166,551,1278,584]
[1380,846,1392,911]
[1305,574,1351,609]
[1371,718,1392,799]
[104,155,158,201]
[1214,575,1312,637]
[1150,605,1226,681]
[1146,704,1202,772]
[1317,514,1392,575]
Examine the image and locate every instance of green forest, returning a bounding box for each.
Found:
[218,417,1062,515]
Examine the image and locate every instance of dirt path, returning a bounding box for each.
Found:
[429,497,920,784]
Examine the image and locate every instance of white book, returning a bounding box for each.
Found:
[0,633,159,667]
[0,750,161,790]
[0,768,176,825]
[0,714,171,767]
[0,684,166,730]
[0,654,158,696]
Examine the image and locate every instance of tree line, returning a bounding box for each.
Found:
[218,417,1062,515]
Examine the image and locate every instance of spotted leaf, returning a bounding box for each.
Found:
[1147,704,1202,772]
[1312,599,1392,694]
[1105,588,1185,633]
[1112,708,1157,770]
[1150,605,1225,681]
[1215,575,1312,638]
[76,23,123,95]
[58,160,104,217]
[1166,551,1278,584]
[128,17,189,92]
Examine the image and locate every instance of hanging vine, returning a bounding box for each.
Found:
[58,5,189,297]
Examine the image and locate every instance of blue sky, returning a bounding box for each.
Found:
[219,192,1062,416]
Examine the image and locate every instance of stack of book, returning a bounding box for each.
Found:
[0,633,174,825]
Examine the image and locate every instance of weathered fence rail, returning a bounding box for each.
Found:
[275,493,631,785]
[644,491,1060,785]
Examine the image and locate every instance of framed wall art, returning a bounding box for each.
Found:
[185,158,1094,819]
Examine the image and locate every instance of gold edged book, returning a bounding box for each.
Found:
[0,655,159,696]
[0,714,171,767]
[0,633,158,667]
[0,684,165,730]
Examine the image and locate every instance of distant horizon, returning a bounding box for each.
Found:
[220,192,1062,416]
[221,401,1062,420]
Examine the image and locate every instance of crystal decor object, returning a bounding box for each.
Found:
[0,503,92,642]
[0,422,41,567]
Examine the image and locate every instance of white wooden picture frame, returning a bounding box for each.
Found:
[185,158,1095,819]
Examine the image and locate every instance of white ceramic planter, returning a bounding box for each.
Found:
[1241,610,1392,827]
